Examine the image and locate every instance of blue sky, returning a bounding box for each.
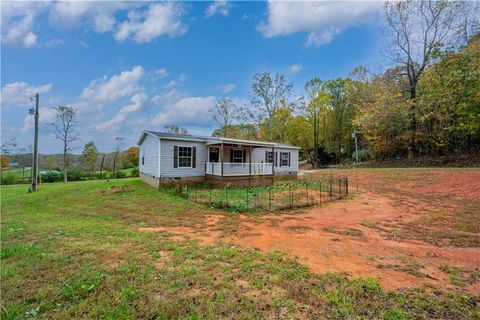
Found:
[1,1,384,154]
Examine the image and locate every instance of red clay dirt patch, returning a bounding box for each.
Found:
[140,169,480,293]
[227,190,479,292]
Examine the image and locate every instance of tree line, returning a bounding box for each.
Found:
[208,0,480,166]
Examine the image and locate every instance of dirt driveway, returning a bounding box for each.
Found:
[143,168,480,293]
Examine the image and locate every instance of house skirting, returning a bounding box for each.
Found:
[206,174,275,187]
[140,172,206,188]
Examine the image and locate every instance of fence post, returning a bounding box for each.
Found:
[338,178,341,199]
[246,185,249,212]
[225,186,228,207]
[289,184,293,209]
[329,179,333,202]
[268,186,272,211]
[209,183,212,204]
[319,182,322,205]
[346,177,349,196]
[305,182,309,206]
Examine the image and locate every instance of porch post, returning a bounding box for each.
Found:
[220,143,224,177]
[249,146,252,175]
[272,146,275,175]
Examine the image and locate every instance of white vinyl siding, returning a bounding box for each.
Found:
[139,134,160,177]
[160,139,206,177]
[252,147,299,174]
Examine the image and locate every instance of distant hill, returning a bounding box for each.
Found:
[8,150,133,172]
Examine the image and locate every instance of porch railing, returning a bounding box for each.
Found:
[205,162,273,176]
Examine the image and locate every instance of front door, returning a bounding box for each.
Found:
[209,147,219,162]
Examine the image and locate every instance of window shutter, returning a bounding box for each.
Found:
[173,146,178,168]
[265,151,268,162]
[243,149,246,163]
[275,152,278,167]
[288,152,291,167]
[192,147,196,168]
[230,149,233,162]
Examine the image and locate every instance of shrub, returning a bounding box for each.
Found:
[0,172,18,185]
[130,167,139,177]
[115,171,126,179]
[41,171,62,183]
[356,149,374,162]
[67,169,88,181]
[94,172,108,180]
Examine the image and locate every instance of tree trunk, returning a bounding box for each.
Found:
[100,154,105,174]
[313,111,319,168]
[408,86,417,159]
[63,147,68,183]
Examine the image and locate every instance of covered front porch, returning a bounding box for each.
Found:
[204,137,276,178]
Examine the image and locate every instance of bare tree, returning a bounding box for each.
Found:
[16,145,32,182]
[208,98,240,137]
[384,0,478,158]
[52,106,77,182]
[250,72,295,141]
[1,138,17,155]
[164,124,188,134]
[112,137,125,179]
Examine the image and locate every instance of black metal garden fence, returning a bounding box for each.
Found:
[161,176,348,213]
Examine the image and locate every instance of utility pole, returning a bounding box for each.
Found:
[29,93,39,192]
[352,131,359,164]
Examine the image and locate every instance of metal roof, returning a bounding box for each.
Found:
[138,130,300,149]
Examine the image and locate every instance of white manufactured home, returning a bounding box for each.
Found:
[137,131,300,187]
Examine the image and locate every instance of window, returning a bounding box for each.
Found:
[178,146,192,168]
[232,149,244,163]
[266,151,274,164]
[280,152,290,167]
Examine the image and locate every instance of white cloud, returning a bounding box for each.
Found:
[258,1,382,46]
[80,66,145,103]
[115,3,187,43]
[21,107,56,132]
[49,1,141,33]
[162,73,187,90]
[96,93,148,132]
[205,0,231,18]
[219,83,236,93]
[287,63,303,74]
[155,68,169,79]
[151,96,215,127]
[1,82,52,108]
[0,1,48,47]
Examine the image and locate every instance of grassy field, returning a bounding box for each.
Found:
[1,177,479,319]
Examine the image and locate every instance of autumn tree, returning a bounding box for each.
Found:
[52,106,77,182]
[384,0,477,158]
[209,98,241,137]
[125,147,139,166]
[82,141,99,173]
[353,68,410,159]
[112,137,125,179]
[0,155,10,168]
[249,72,296,141]
[417,33,480,154]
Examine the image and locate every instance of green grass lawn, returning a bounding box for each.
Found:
[1,178,478,319]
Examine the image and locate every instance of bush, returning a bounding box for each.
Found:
[94,172,108,180]
[41,171,62,183]
[356,149,374,162]
[67,169,88,181]
[131,167,139,177]
[0,172,18,185]
[114,171,126,179]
